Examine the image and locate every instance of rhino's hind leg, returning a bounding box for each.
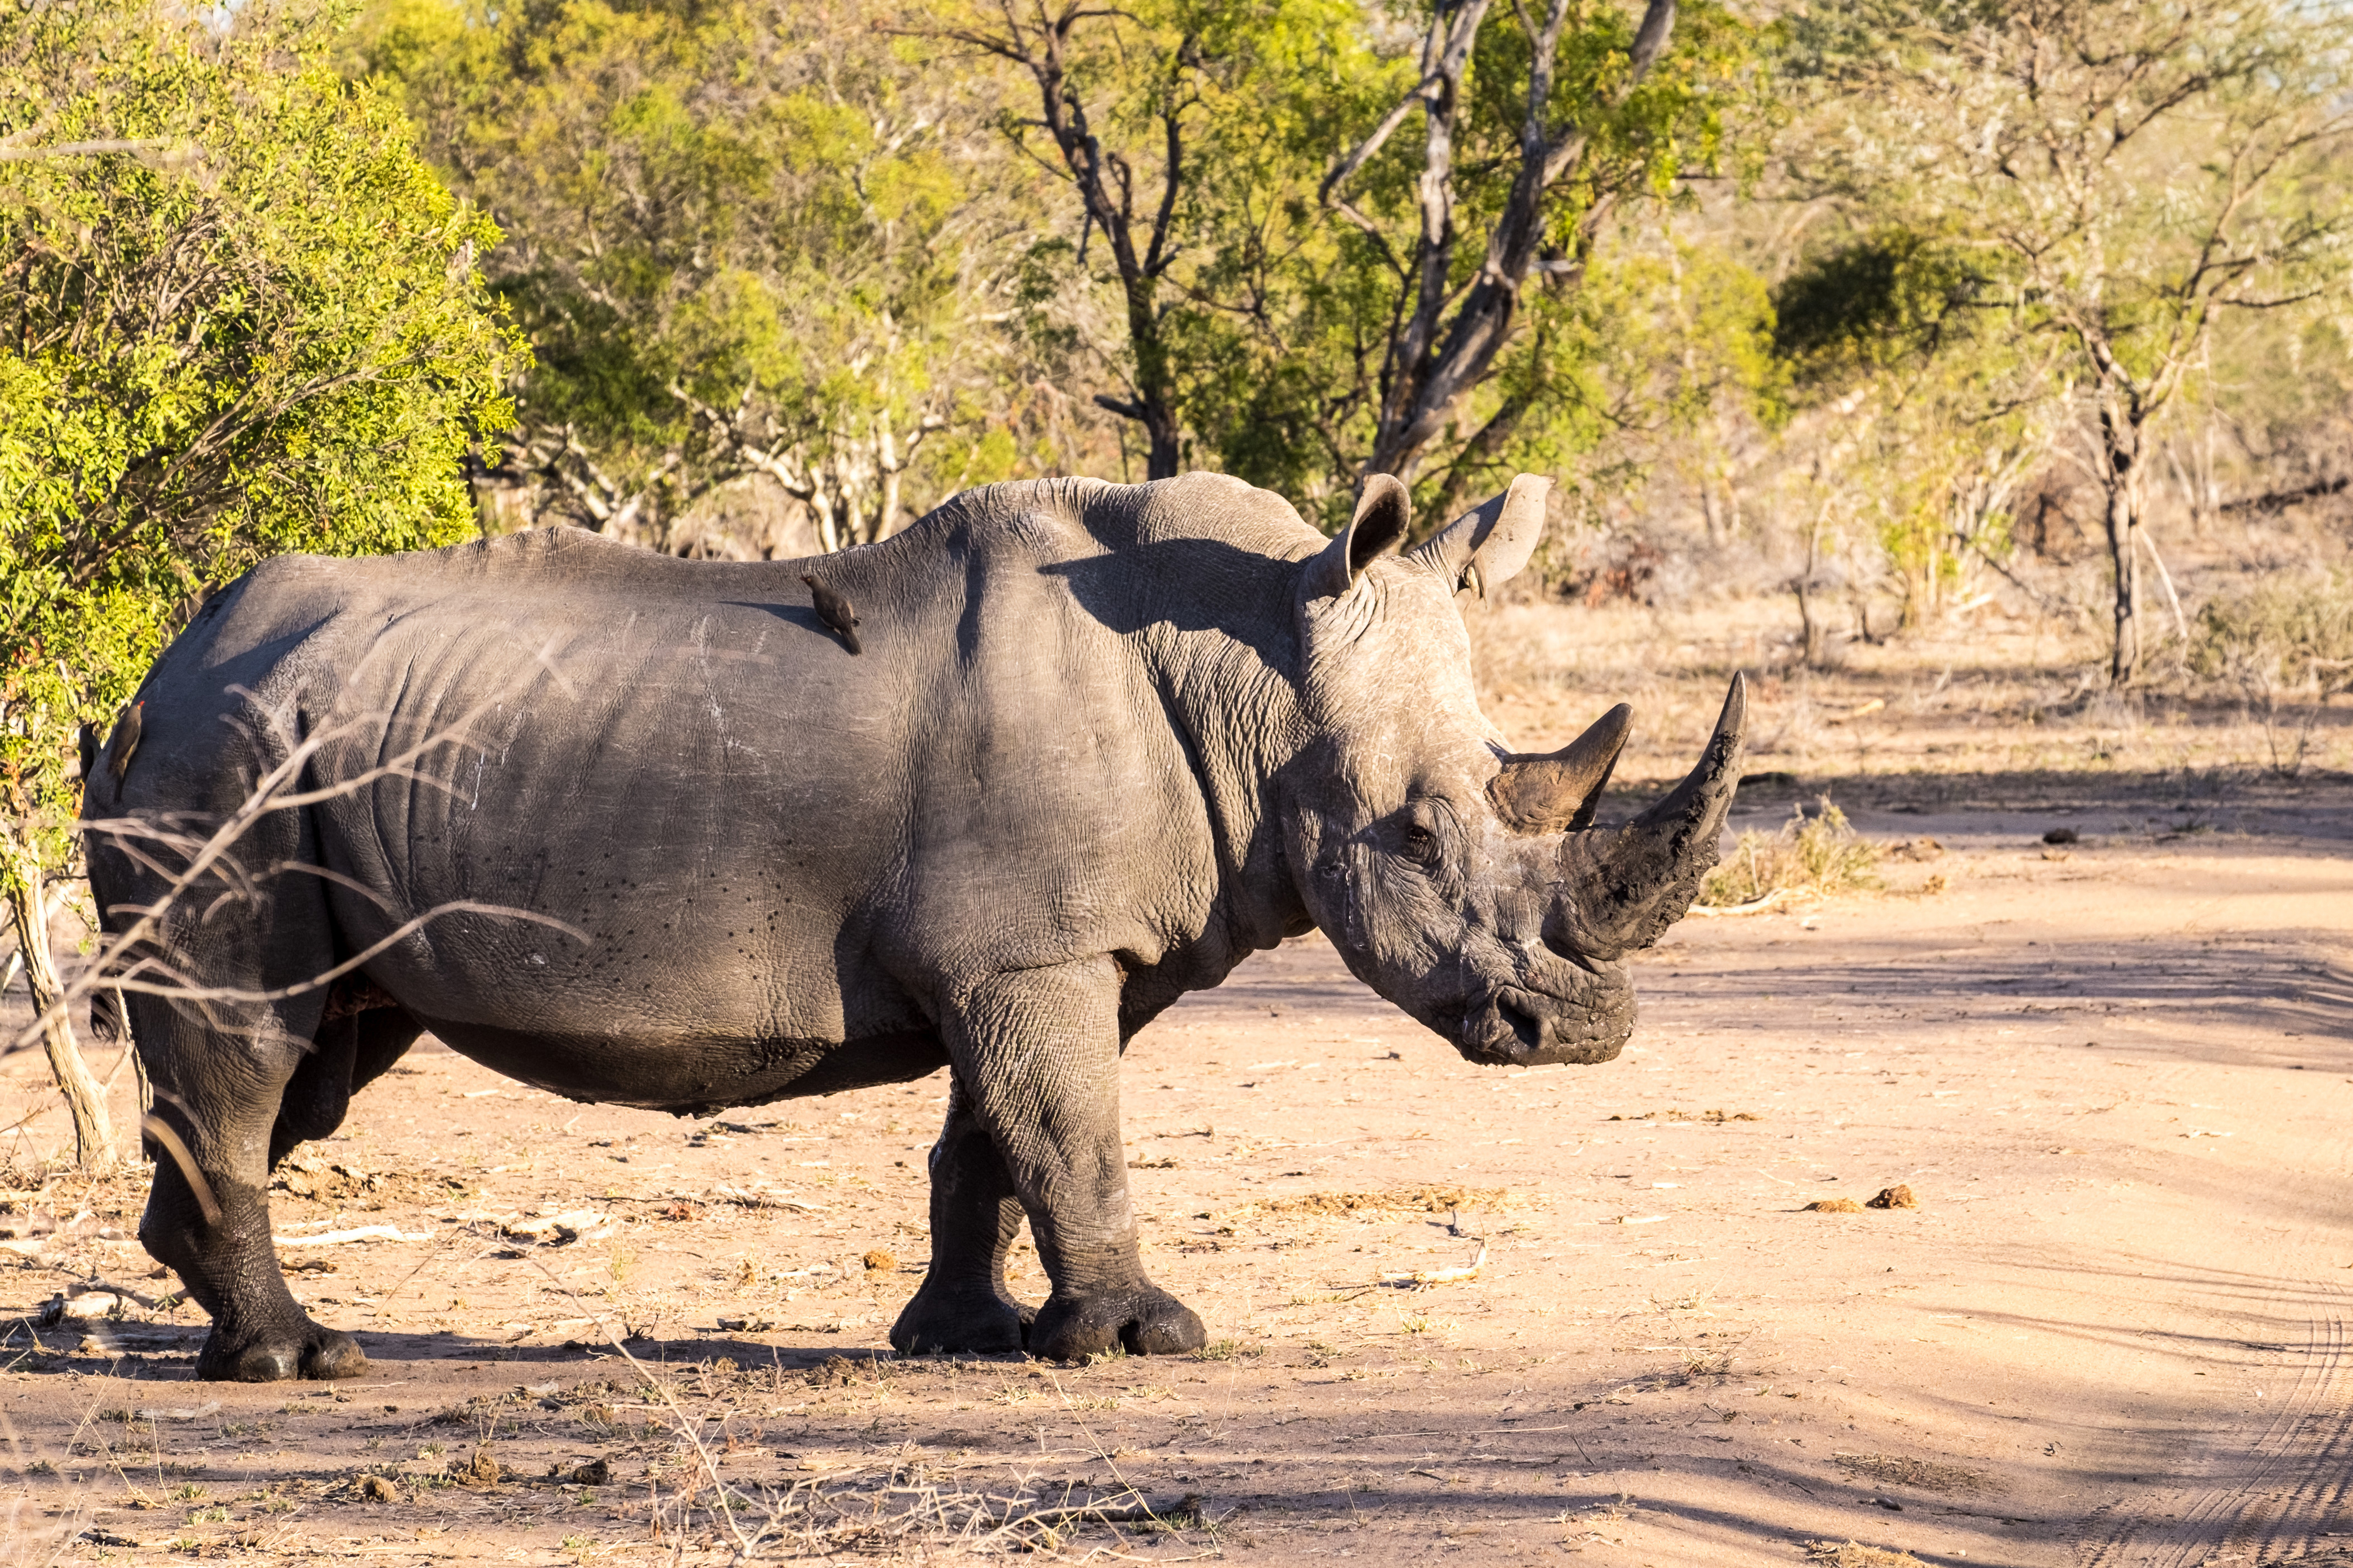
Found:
[933,962,1207,1363]
[890,1080,1034,1356]
[143,1110,365,1382]
[129,982,367,1380]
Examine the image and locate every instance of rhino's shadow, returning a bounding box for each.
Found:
[0,1323,982,1379]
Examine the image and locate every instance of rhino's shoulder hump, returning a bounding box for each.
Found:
[1128,472,1321,558]
[929,472,1317,562]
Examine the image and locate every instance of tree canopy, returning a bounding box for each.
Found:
[1,0,521,868]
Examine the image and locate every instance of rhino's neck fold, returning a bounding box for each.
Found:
[1148,629,1311,963]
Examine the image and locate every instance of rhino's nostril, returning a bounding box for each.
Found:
[1495,991,1545,1052]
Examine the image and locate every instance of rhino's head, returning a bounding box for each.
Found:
[1279,473,1744,1067]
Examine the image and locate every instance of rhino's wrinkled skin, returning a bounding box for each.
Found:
[85,471,1743,1382]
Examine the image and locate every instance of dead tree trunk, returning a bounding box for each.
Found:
[927,11,1195,480]
[2097,386,2147,686]
[0,840,113,1169]
[1328,0,1679,485]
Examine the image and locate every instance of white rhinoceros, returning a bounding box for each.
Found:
[84,471,1742,1380]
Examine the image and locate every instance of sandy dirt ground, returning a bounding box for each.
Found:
[1,599,2349,1567]
[0,762,2347,1567]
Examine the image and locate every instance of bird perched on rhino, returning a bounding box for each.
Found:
[801,574,862,655]
[102,701,143,802]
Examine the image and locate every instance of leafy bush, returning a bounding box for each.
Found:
[1,0,521,866]
[2188,572,2353,775]
[1698,799,1882,908]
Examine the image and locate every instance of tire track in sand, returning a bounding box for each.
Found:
[2075,1308,2353,1567]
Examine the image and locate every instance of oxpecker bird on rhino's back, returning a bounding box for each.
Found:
[84,469,1744,1382]
[801,573,861,655]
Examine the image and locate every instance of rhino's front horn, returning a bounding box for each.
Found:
[1489,703,1632,834]
[1549,673,1748,959]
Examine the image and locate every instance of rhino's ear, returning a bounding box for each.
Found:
[1407,474,1551,598]
[1300,474,1411,602]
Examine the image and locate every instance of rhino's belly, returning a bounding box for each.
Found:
[411,1016,949,1114]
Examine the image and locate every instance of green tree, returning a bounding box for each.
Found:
[1769,226,2071,643]
[942,0,1766,524]
[0,0,519,1165]
[1790,0,2353,683]
[926,0,1384,485]
[371,0,1045,553]
[1322,0,1763,491]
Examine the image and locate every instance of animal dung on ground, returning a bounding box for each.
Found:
[1867,1185,1919,1209]
[358,1473,400,1503]
[861,1248,896,1273]
[2042,827,2079,845]
[1805,1198,1865,1213]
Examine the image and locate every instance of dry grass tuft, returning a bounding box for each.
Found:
[1805,1543,1929,1567]
[808,1353,871,1389]
[1242,1185,1517,1219]
[1698,799,1883,909]
[1834,1453,1999,1493]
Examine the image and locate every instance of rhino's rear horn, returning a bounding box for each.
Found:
[1551,674,1747,958]
[1489,703,1632,834]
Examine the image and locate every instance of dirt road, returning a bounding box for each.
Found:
[0,780,2347,1566]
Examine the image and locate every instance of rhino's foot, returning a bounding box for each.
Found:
[1029,1286,1205,1362]
[889,1285,1035,1357]
[196,1320,367,1383]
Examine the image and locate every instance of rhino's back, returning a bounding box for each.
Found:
[122,476,1302,1056]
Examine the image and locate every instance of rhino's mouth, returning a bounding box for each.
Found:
[1458,985,1628,1067]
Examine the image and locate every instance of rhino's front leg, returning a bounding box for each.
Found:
[928,960,1205,1362]
[889,1079,1032,1355]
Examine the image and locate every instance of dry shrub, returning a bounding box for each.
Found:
[2189,571,2353,775]
[1699,799,1882,908]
